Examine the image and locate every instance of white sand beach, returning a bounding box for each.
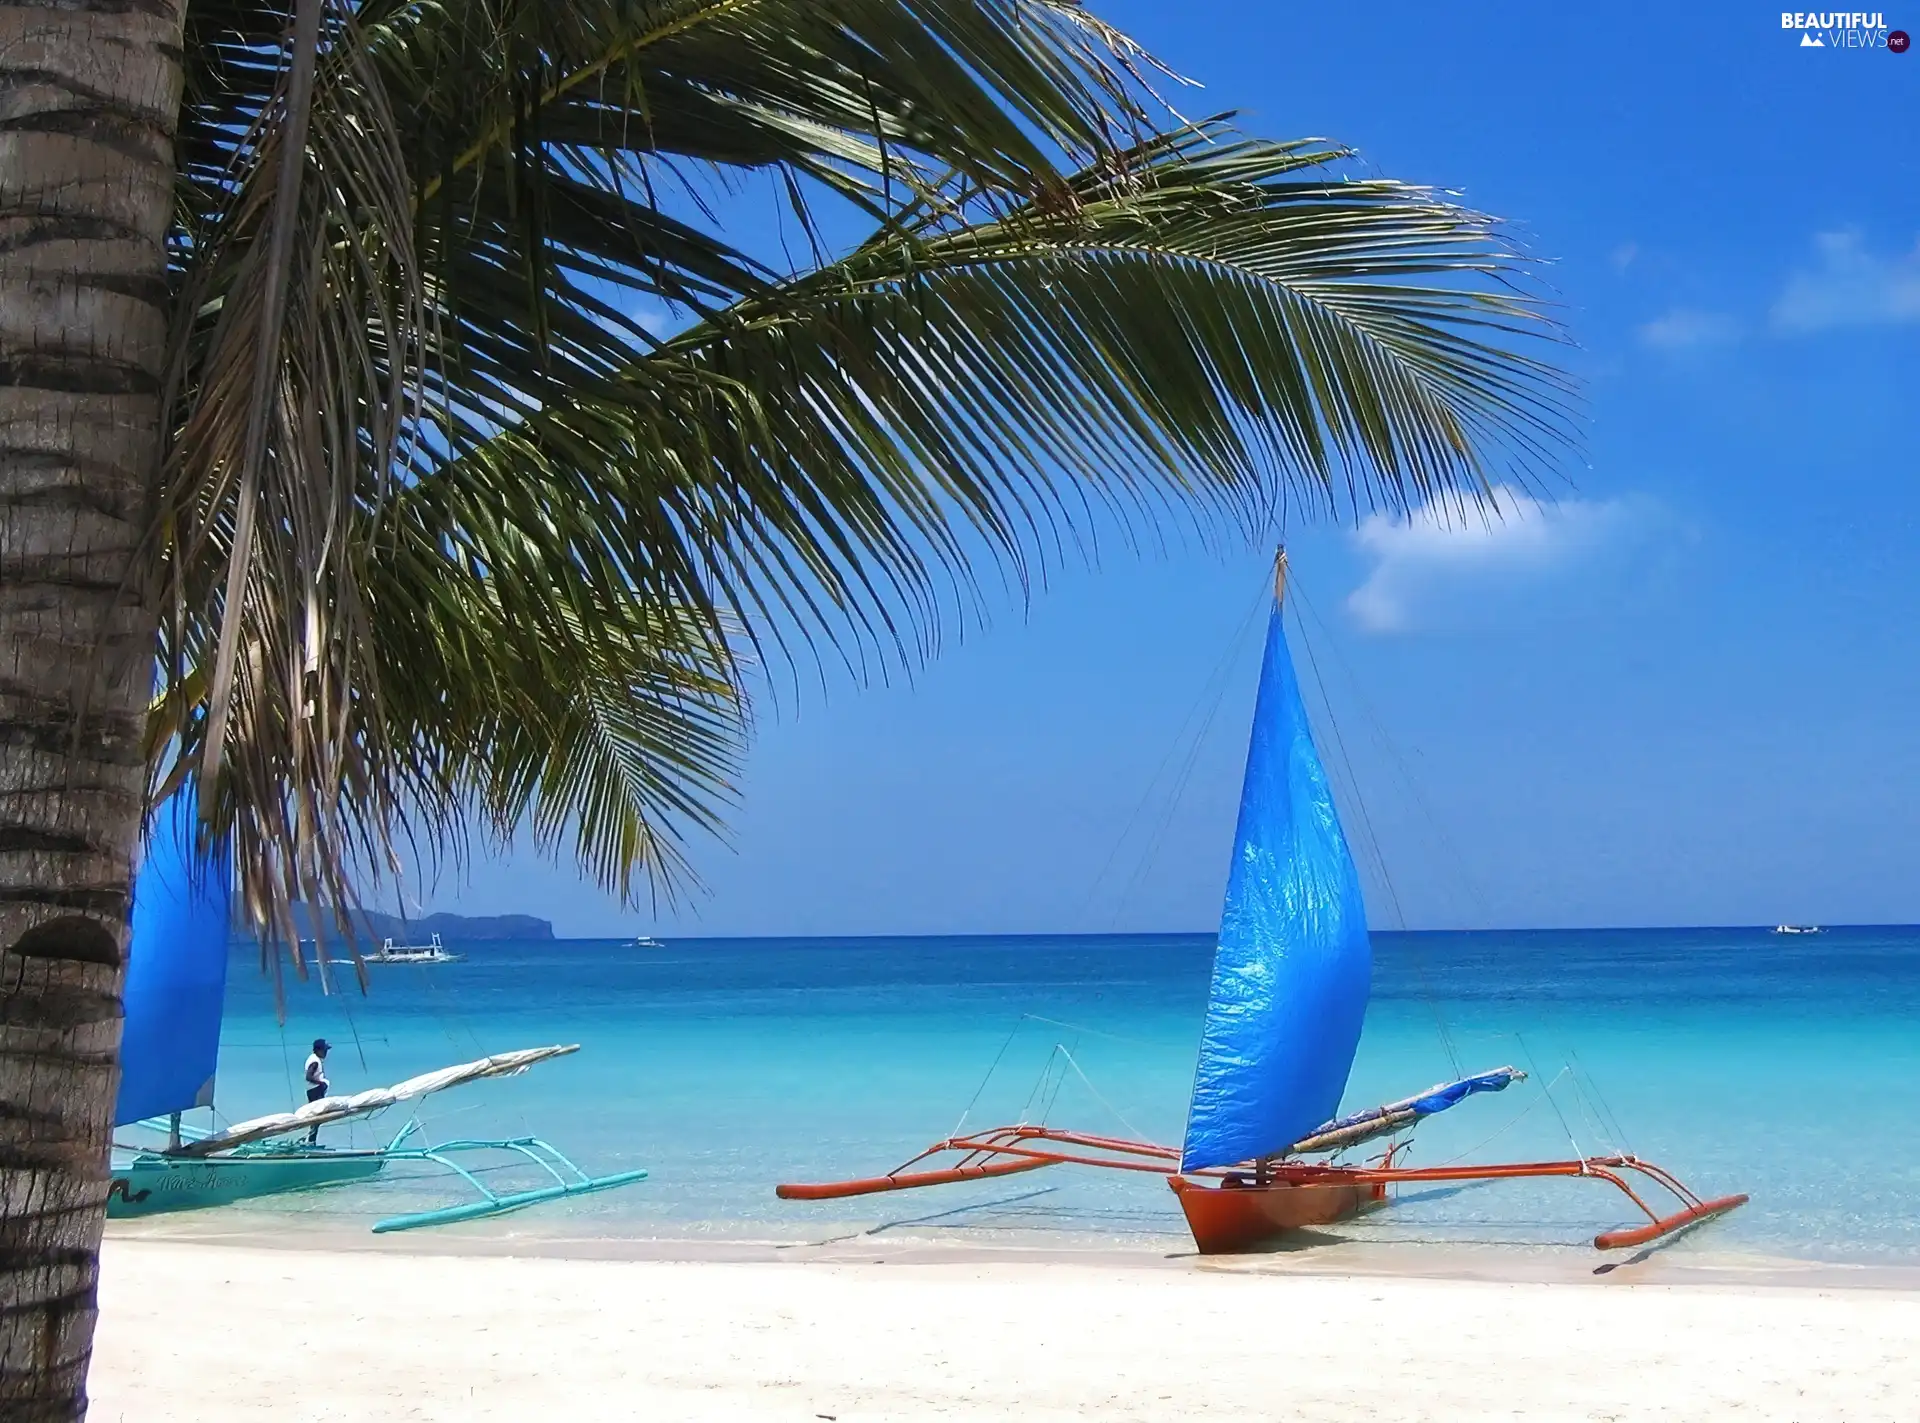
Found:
[92,1238,1920,1421]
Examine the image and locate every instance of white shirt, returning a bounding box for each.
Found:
[304,1053,329,1090]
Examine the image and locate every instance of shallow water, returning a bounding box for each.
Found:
[148,927,1920,1263]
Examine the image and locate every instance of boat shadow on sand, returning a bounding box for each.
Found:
[780,1185,1067,1248]
[798,1181,1509,1256]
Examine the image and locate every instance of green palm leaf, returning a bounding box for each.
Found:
[153,0,1575,944]
[450,124,1573,674]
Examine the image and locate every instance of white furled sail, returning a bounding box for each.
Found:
[176,1045,578,1155]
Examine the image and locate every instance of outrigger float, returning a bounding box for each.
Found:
[779,554,1746,1255]
[109,793,644,1232]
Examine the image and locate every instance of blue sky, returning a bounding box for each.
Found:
[420,2,1918,937]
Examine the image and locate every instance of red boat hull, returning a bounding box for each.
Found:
[1168,1173,1386,1253]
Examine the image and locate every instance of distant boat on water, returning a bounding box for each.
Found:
[630,935,664,948]
[370,933,460,964]
[1774,924,1822,935]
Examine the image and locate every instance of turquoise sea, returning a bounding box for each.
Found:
[172,926,1920,1263]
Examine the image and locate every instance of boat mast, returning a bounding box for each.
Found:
[1252,547,1288,1193]
[167,1111,182,1152]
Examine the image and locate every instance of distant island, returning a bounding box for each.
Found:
[239,904,555,943]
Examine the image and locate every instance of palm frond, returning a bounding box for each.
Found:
[151,1,1577,951]
[158,0,432,960]
[365,480,746,903]
[446,125,1576,683]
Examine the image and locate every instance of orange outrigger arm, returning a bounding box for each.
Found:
[775,1128,1200,1199]
[776,1125,1747,1251]
[1262,1152,1748,1250]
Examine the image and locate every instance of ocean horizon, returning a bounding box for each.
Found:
[134,924,1920,1265]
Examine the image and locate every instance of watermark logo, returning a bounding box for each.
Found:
[1781,12,1904,47]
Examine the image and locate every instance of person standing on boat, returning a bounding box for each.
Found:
[303,1039,331,1144]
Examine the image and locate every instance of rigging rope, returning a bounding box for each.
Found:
[412,941,491,1056]
[1517,1033,1585,1162]
[1287,594,1407,931]
[1079,578,1270,931]
[1017,1044,1067,1124]
[1057,1045,1154,1144]
[1011,1013,1168,1050]
[1037,1035,1079,1124]
[1568,1050,1635,1157]
[1427,1067,1567,1167]
[952,1014,1172,1146]
[1289,577,1499,927]
[275,1014,296,1109]
[949,1018,1027,1139]
[1286,575,1465,1079]
[334,967,371,1073]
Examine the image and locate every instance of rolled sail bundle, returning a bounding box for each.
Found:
[176,1046,580,1155]
[1287,1067,1526,1155]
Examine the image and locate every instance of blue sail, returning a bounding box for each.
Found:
[1180,594,1371,1172]
[114,787,233,1126]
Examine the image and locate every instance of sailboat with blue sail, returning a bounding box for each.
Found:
[108,789,647,1232]
[777,553,1747,1254]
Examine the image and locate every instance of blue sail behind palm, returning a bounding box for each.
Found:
[115,786,233,1126]
[1180,597,1371,1172]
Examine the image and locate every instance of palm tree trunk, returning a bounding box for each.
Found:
[0,2,184,1416]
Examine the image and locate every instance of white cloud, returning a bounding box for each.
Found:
[1346,486,1646,634]
[587,300,679,345]
[1771,230,1920,332]
[1610,242,1639,273]
[1638,308,1740,349]
[631,302,677,338]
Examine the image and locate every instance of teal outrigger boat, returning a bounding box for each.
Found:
[111,1126,386,1215]
[109,792,645,1232]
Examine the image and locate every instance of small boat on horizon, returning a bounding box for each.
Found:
[369,932,460,964]
[779,552,1747,1256]
[1774,924,1822,935]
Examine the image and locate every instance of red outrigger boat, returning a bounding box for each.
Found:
[777,1119,1748,1254]
[778,556,1746,1254]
